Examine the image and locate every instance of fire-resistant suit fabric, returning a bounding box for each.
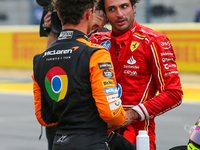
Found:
[90,21,183,150]
[32,29,126,150]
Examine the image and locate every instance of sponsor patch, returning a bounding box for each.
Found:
[124,70,137,76]
[123,65,140,69]
[162,57,174,62]
[164,71,179,75]
[161,41,171,49]
[161,52,173,56]
[164,64,176,70]
[58,31,73,40]
[117,83,122,98]
[104,87,118,95]
[43,49,73,57]
[111,105,122,117]
[109,99,121,111]
[98,62,112,70]
[102,80,115,87]
[100,40,111,50]
[127,56,136,65]
[130,41,140,52]
[106,94,118,103]
[45,67,68,102]
[103,69,113,78]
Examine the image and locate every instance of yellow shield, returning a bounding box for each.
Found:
[130,42,140,52]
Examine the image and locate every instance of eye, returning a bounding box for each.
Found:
[121,4,128,9]
[108,7,115,12]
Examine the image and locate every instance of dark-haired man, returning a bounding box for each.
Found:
[90,0,183,149]
[32,0,127,150]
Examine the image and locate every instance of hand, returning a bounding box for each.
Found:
[43,11,52,28]
[122,109,139,128]
[91,10,107,31]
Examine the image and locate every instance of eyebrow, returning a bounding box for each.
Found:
[106,3,130,10]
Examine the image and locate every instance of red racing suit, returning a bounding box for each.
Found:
[90,20,183,150]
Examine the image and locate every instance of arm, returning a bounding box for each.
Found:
[133,36,183,121]
[32,74,57,127]
[90,50,126,126]
[43,11,58,49]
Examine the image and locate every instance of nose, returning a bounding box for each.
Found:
[116,8,123,18]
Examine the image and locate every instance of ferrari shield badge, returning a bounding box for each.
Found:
[130,41,140,52]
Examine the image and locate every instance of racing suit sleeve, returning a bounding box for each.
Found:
[32,74,58,126]
[132,36,183,121]
[90,50,126,126]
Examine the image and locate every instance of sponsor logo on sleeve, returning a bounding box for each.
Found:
[104,87,118,95]
[102,80,115,87]
[103,69,113,78]
[164,71,179,75]
[164,64,176,70]
[130,41,140,52]
[162,57,174,62]
[117,83,122,98]
[98,62,112,70]
[109,99,122,111]
[111,105,122,117]
[106,94,118,103]
[160,52,173,56]
[161,41,171,49]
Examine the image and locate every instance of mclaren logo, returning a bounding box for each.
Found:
[43,47,79,57]
[130,41,140,52]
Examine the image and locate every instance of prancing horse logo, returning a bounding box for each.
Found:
[130,41,140,52]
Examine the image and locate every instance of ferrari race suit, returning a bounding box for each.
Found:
[32,29,126,150]
[90,20,183,150]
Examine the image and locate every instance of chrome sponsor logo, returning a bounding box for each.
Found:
[45,66,68,102]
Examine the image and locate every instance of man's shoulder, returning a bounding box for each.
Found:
[136,23,165,39]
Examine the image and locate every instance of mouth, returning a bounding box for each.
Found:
[116,19,126,26]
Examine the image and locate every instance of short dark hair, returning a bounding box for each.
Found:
[53,0,97,25]
[97,0,140,15]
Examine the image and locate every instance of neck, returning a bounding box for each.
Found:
[112,30,127,37]
[62,20,88,34]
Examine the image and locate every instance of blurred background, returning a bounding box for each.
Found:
[0,0,199,25]
[0,0,200,150]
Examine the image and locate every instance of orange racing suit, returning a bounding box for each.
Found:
[32,29,126,150]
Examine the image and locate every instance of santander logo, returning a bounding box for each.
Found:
[127,56,136,65]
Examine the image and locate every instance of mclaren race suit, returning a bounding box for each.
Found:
[90,21,183,150]
[32,29,126,150]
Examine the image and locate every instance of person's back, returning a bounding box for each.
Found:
[32,0,126,150]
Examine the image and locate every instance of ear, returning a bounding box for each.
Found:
[133,5,136,14]
[57,11,61,20]
[86,8,93,20]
